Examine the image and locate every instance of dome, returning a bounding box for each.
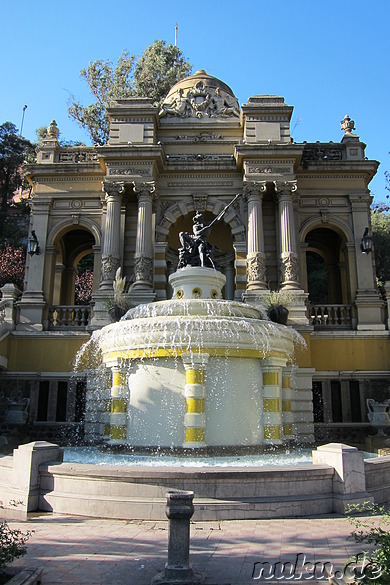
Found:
[160,69,239,120]
[166,69,236,101]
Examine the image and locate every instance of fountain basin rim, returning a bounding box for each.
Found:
[44,461,332,479]
[100,347,294,362]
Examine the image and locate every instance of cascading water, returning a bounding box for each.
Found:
[77,266,303,451]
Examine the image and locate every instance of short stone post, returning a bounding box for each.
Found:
[312,443,373,513]
[152,490,203,585]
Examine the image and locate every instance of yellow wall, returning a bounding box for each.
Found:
[6,335,90,372]
[296,332,390,372]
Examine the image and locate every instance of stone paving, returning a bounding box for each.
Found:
[4,512,378,584]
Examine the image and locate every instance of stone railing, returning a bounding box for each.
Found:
[56,147,98,164]
[309,304,354,329]
[48,305,92,330]
[301,143,343,163]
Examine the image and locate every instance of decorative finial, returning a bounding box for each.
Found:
[340,114,356,135]
[47,120,59,140]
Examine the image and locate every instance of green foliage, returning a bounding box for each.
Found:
[347,502,390,583]
[371,203,390,288]
[0,502,33,572]
[133,40,192,105]
[262,289,294,310]
[0,122,34,213]
[68,41,192,145]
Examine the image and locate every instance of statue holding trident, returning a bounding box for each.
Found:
[178,193,240,269]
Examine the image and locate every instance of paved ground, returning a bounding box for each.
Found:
[2,512,380,584]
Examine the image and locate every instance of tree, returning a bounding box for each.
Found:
[0,122,33,214]
[371,202,390,288]
[68,41,192,145]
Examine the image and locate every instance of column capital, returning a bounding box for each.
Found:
[132,180,157,202]
[102,180,125,200]
[243,181,267,202]
[274,180,297,201]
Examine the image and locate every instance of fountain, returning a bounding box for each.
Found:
[3,203,380,522]
[79,199,299,452]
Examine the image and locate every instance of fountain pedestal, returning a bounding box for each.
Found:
[152,490,204,585]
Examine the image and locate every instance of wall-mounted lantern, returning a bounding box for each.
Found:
[27,230,40,256]
[360,227,373,254]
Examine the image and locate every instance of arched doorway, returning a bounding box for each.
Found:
[305,226,352,327]
[52,228,95,306]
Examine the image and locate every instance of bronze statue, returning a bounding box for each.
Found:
[178,194,240,269]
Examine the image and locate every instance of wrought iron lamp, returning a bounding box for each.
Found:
[27,230,40,256]
[360,227,373,254]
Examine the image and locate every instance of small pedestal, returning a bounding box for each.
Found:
[169,266,226,300]
[152,491,203,585]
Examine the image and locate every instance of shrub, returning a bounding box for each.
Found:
[0,245,25,292]
[347,502,390,583]
[74,268,93,305]
[0,503,33,573]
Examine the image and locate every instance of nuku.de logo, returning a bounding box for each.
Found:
[252,552,382,581]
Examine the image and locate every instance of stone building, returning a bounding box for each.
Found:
[1,69,389,446]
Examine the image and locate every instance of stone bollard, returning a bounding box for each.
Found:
[152,490,203,585]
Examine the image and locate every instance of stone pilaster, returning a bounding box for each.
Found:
[17,197,52,331]
[244,181,267,291]
[181,354,209,448]
[349,193,385,330]
[274,181,300,289]
[100,180,124,290]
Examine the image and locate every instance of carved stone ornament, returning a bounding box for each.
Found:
[132,181,157,201]
[159,78,239,120]
[192,194,208,212]
[243,181,267,201]
[274,181,297,198]
[279,253,299,284]
[340,114,356,135]
[247,253,266,283]
[134,256,153,283]
[102,180,125,199]
[47,120,60,140]
[101,254,120,281]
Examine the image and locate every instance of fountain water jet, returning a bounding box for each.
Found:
[79,266,301,451]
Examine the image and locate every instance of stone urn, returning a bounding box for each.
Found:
[268,305,289,325]
[367,398,390,436]
[5,398,30,425]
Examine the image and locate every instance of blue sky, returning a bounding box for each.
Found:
[1,0,389,201]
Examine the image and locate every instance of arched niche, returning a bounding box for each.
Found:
[46,220,101,306]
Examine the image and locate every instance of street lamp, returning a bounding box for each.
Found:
[27,230,40,256]
[19,105,27,137]
[360,227,373,254]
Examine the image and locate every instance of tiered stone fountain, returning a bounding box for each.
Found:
[82,265,297,452]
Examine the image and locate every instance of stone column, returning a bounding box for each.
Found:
[274,181,300,289]
[262,358,287,444]
[244,181,267,291]
[132,181,156,290]
[100,181,124,290]
[109,364,128,444]
[181,353,209,448]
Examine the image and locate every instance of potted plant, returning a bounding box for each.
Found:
[263,290,293,325]
[107,268,128,322]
